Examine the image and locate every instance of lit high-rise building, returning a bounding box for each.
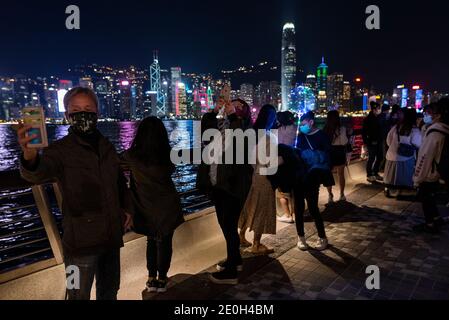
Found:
[255,81,281,108]
[150,51,166,116]
[95,80,112,118]
[170,67,182,115]
[0,77,14,121]
[316,57,328,109]
[79,77,94,90]
[327,73,344,108]
[342,81,352,111]
[305,74,317,95]
[281,22,296,111]
[240,83,254,106]
[176,82,187,116]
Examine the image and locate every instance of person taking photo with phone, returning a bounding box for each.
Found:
[17,87,132,300]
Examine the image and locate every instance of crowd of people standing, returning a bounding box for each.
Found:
[15,86,449,299]
[363,99,449,233]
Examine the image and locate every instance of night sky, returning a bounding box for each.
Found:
[1,0,449,92]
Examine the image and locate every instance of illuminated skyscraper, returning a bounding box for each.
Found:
[327,73,344,108]
[79,77,94,90]
[150,51,166,116]
[170,67,182,115]
[240,83,254,106]
[317,57,328,109]
[305,74,317,95]
[281,22,296,111]
[176,82,187,116]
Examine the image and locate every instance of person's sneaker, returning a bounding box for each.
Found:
[209,270,238,285]
[146,278,158,293]
[277,215,294,223]
[314,238,329,251]
[375,175,383,181]
[216,260,243,272]
[339,194,347,202]
[367,176,377,183]
[327,193,334,205]
[297,237,309,251]
[157,279,168,293]
[412,223,439,234]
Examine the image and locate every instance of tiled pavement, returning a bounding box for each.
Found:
[143,183,449,300]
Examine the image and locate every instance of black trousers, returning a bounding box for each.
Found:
[367,143,383,177]
[147,233,174,279]
[294,170,327,239]
[418,182,442,224]
[65,248,121,300]
[212,189,243,271]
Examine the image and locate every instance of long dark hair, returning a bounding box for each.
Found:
[232,98,252,128]
[398,108,417,136]
[253,104,277,130]
[129,116,172,166]
[323,110,341,141]
[277,111,295,127]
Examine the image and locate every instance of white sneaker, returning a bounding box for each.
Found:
[327,194,334,205]
[297,237,309,251]
[339,194,347,202]
[314,238,329,251]
[277,215,294,223]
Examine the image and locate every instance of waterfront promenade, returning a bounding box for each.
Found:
[1,161,448,300]
[143,177,449,300]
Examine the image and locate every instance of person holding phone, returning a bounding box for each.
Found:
[17,87,132,300]
[196,96,253,285]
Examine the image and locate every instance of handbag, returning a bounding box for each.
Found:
[397,128,415,157]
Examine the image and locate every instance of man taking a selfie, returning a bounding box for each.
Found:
[17,87,132,300]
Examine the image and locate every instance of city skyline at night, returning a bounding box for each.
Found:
[1,0,449,92]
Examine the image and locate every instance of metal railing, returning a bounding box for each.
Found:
[0,159,212,284]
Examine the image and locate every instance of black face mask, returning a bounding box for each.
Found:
[68,111,98,135]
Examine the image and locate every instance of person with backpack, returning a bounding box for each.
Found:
[413,99,449,233]
[294,111,334,251]
[384,108,422,197]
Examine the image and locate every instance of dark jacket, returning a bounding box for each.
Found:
[120,151,184,238]
[196,111,253,205]
[378,112,391,141]
[296,129,335,188]
[20,131,127,256]
[267,144,306,192]
[362,112,382,145]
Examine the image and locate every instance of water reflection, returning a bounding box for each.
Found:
[0,120,198,172]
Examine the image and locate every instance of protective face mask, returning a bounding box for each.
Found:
[423,114,433,125]
[68,111,98,135]
[300,124,312,135]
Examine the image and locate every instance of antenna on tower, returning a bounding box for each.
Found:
[153,50,159,62]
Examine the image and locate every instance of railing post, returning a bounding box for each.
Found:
[32,185,64,265]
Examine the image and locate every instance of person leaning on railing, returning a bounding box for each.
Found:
[17,87,132,300]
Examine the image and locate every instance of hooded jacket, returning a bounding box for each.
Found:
[413,122,449,185]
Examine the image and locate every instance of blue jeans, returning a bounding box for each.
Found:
[64,249,120,300]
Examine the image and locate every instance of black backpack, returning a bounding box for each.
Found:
[427,129,449,183]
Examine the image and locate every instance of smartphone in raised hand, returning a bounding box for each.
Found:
[217,84,231,119]
[22,107,48,148]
